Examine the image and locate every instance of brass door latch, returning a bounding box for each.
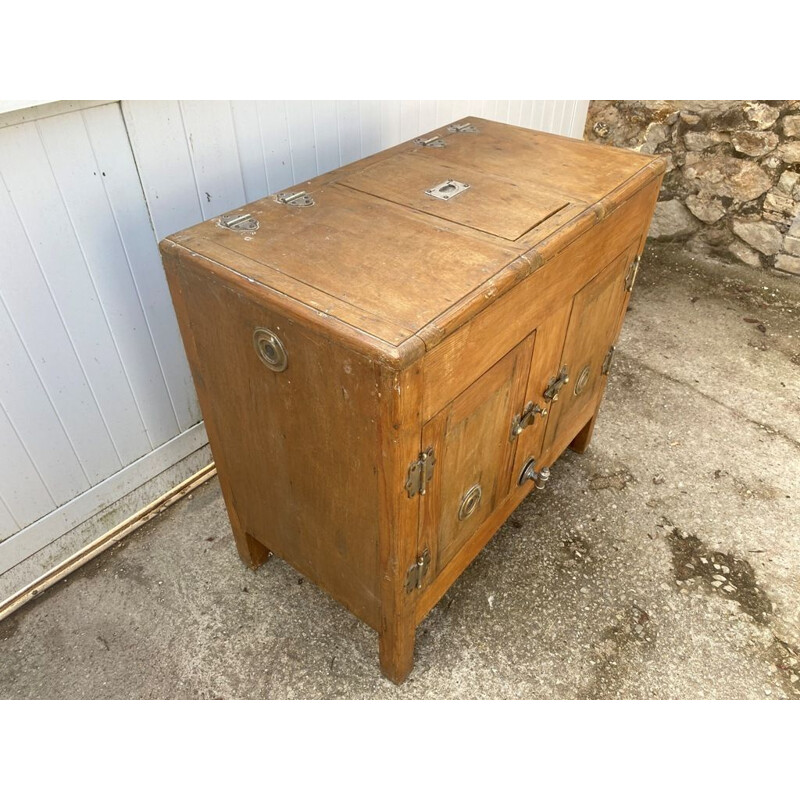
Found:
[543,366,569,402]
[510,401,547,440]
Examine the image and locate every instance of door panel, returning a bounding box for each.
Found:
[419,335,534,578]
[510,301,573,485]
[540,243,638,459]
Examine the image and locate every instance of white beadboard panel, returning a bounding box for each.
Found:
[0,285,89,509]
[35,113,157,459]
[0,124,127,479]
[0,101,202,578]
[0,494,18,543]
[81,104,198,436]
[358,101,382,157]
[0,400,54,539]
[179,101,247,219]
[285,101,318,184]
[229,101,270,203]
[0,422,208,574]
[118,100,204,242]
[337,100,361,167]
[312,100,340,176]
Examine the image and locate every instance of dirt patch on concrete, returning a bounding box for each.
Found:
[662,519,772,623]
[581,603,656,699]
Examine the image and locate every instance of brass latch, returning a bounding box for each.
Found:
[543,366,570,402]
[405,549,431,592]
[510,401,548,440]
[625,255,641,292]
[405,447,436,498]
[602,345,616,376]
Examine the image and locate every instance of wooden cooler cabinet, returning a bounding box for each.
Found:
[160,118,663,683]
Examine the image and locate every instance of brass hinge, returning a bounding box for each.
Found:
[625,255,641,292]
[414,134,446,148]
[275,190,314,207]
[405,447,436,498]
[405,549,431,592]
[543,366,570,402]
[447,122,479,134]
[602,345,616,376]
[510,401,548,440]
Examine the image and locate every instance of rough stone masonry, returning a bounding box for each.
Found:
[584,100,800,277]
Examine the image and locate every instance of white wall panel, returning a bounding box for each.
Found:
[0,101,201,572]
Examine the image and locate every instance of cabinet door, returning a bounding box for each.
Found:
[509,300,573,486]
[540,244,638,459]
[418,335,534,578]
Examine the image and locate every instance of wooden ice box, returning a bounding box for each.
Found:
[159,117,664,683]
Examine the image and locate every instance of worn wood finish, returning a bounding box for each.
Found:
[161,118,662,683]
[341,152,572,240]
[539,245,638,461]
[377,364,422,683]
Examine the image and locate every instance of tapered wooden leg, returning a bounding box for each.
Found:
[233,530,271,570]
[379,618,416,684]
[569,412,598,454]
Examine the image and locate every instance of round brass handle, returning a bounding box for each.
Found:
[458,484,482,521]
[253,327,288,372]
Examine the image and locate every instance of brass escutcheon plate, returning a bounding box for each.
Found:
[253,327,288,372]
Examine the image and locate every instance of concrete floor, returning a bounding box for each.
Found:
[1,242,799,699]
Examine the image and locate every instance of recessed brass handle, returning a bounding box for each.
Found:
[573,365,591,396]
[458,483,482,521]
[253,328,288,372]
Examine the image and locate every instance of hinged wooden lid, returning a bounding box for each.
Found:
[162,117,663,367]
[340,152,572,241]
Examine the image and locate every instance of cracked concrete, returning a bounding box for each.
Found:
[1,242,798,699]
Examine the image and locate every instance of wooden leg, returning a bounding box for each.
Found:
[233,530,271,570]
[569,412,598,454]
[379,618,416,685]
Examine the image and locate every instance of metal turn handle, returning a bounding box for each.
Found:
[518,458,550,490]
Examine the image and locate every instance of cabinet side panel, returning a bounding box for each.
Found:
[164,254,382,629]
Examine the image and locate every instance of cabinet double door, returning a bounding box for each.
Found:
[418,243,638,582]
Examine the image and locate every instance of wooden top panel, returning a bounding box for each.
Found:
[171,185,518,343]
[340,152,571,240]
[164,117,663,360]
[416,118,658,205]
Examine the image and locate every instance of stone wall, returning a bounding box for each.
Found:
[584,101,800,276]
